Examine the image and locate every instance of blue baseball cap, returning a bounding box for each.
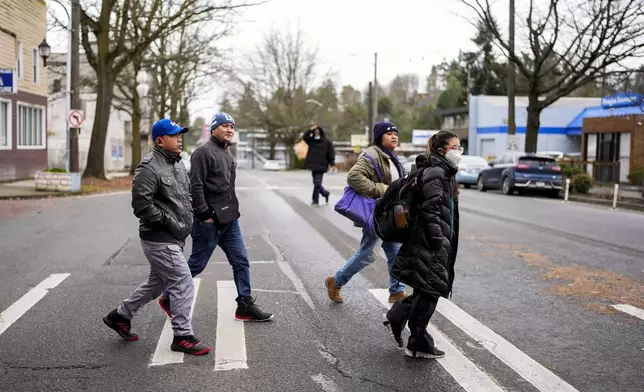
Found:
[210,112,235,131]
[152,119,189,140]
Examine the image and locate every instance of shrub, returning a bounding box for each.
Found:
[559,162,583,179]
[571,173,593,194]
[43,168,67,173]
[627,170,644,186]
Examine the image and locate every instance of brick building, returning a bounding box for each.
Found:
[0,0,48,181]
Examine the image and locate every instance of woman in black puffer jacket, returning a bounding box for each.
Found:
[383,130,462,360]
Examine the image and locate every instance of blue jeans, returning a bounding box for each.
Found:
[164,219,251,304]
[333,229,404,294]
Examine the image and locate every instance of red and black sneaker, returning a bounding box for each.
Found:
[158,296,172,319]
[170,335,211,355]
[103,309,139,341]
[235,297,274,322]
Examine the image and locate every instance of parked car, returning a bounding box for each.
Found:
[402,154,420,174]
[262,160,284,171]
[180,151,191,174]
[477,151,563,197]
[456,155,490,188]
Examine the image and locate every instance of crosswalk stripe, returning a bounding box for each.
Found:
[214,280,248,371]
[370,289,505,392]
[436,298,580,392]
[149,278,202,367]
[0,273,70,336]
[611,304,644,321]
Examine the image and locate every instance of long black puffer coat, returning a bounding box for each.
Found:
[391,153,460,298]
[303,126,335,172]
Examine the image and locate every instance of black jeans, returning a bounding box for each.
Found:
[387,288,439,351]
[311,171,329,203]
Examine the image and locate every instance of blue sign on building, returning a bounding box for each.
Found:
[0,68,15,94]
[601,92,642,108]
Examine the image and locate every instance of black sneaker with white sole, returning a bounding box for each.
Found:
[404,346,445,359]
[235,297,274,322]
[382,313,404,347]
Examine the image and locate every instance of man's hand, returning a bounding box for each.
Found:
[205,218,214,223]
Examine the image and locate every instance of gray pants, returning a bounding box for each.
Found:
[118,239,194,336]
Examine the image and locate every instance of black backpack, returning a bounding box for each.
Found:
[373,167,425,243]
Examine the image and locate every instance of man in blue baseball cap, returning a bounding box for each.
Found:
[103,118,212,356]
[159,111,274,322]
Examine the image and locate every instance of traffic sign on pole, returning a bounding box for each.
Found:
[68,109,84,128]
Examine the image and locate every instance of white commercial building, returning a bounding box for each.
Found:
[467,95,601,159]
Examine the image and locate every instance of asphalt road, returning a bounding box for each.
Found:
[0,169,642,392]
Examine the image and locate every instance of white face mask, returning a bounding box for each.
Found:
[445,150,463,168]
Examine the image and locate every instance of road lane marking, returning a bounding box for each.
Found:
[263,230,316,310]
[240,171,272,188]
[436,298,580,392]
[214,280,248,371]
[0,273,70,336]
[611,304,644,321]
[311,373,340,392]
[253,288,301,295]
[211,260,275,264]
[149,278,201,367]
[369,289,504,392]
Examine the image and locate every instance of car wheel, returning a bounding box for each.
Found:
[477,176,487,192]
[548,190,561,199]
[502,177,513,195]
[464,184,471,189]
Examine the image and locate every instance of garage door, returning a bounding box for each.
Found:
[480,138,495,160]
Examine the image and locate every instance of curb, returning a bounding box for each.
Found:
[0,190,130,201]
[567,195,644,212]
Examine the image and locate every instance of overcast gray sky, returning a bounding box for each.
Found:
[189,0,485,120]
[48,0,517,122]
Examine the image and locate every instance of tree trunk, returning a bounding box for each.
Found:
[269,139,276,160]
[83,72,115,179]
[524,95,542,153]
[129,94,141,175]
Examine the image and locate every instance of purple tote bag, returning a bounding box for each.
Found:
[334,154,382,228]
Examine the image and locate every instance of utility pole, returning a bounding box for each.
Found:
[70,0,80,172]
[507,0,516,136]
[373,52,378,128]
[367,82,374,142]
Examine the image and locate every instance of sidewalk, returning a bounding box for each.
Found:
[0,172,130,200]
[568,185,644,211]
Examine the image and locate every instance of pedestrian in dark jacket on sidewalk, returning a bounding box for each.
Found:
[303,124,335,205]
[382,130,462,360]
[103,119,211,356]
[159,112,273,322]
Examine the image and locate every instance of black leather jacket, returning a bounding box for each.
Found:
[131,146,193,245]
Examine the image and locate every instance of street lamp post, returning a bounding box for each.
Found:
[306,98,324,125]
[136,69,150,157]
[40,0,73,172]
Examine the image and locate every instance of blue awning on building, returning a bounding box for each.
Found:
[565,104,644,135]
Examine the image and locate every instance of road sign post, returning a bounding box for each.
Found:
[68,110,84,129]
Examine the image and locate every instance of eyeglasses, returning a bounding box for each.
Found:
[448,146,464,153]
